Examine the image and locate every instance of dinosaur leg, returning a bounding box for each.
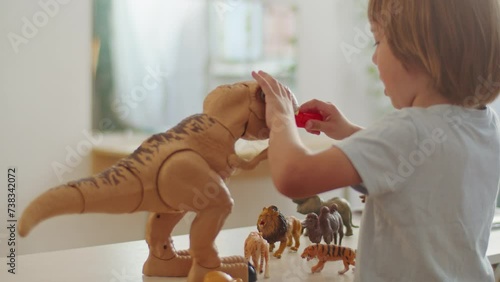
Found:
[157,151,249,282]
[143,211,193,277]
[143,210,243,278]
[187,202,248,282]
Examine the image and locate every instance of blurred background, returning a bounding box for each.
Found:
[1,0,498,256]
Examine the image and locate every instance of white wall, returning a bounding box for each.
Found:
[298,0,382,123]
[0,0,369,255]
[296,0,377,211]
[0,0,150,256]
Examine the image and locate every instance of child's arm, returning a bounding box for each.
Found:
[269,144,362,198]
[252,71,362,198]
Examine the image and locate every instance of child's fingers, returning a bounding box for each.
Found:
[252,71,279,97]
[252,71,298,111]
[305,120,326,133]
[299,99,328,113]
[253,70,287,95]
[300,100,340,120]
[305,129,321,135]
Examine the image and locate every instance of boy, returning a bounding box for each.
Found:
[252,0,500,280]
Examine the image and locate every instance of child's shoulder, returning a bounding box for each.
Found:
[387,104,498,127]
[372,105,498,145]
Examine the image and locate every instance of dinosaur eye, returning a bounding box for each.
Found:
[258,89,265,101]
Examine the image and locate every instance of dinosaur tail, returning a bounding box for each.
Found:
[18,161,143,237]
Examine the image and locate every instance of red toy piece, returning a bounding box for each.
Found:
[295,112,323,128]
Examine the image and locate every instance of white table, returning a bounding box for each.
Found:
[2,216,500,282]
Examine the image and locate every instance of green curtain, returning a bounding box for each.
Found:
[92,0,125,131]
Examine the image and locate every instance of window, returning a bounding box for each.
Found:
[92,0,298,133]
[208,0,298,89]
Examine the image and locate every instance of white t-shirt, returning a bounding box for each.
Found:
[336,105,500,282]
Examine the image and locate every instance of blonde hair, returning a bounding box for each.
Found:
[368,0,500,107]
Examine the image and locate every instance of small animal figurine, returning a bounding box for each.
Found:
[285,216,302,252]
[257,206,288,258]
[257,206,301,258]
[244,232,270,278]
[329,197,357,236]
[293,196,359,236]
[319,205,344,245]
[301,244,356,274]
[301,213,322,244]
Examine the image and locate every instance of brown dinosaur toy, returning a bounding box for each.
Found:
[18,81,281,282]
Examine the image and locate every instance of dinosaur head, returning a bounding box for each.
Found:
[203,81,269,141]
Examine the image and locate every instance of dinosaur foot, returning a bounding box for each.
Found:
[143,252,247,277]
[175,249,247,263]
[142,253,192,277]
[189,261,256,282]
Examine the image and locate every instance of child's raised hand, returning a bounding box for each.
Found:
[251,70,298,130]
[299,99,362,140]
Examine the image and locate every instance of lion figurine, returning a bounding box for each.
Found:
[256,206,301,258]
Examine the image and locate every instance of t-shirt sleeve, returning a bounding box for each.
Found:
[335,110,418,196]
